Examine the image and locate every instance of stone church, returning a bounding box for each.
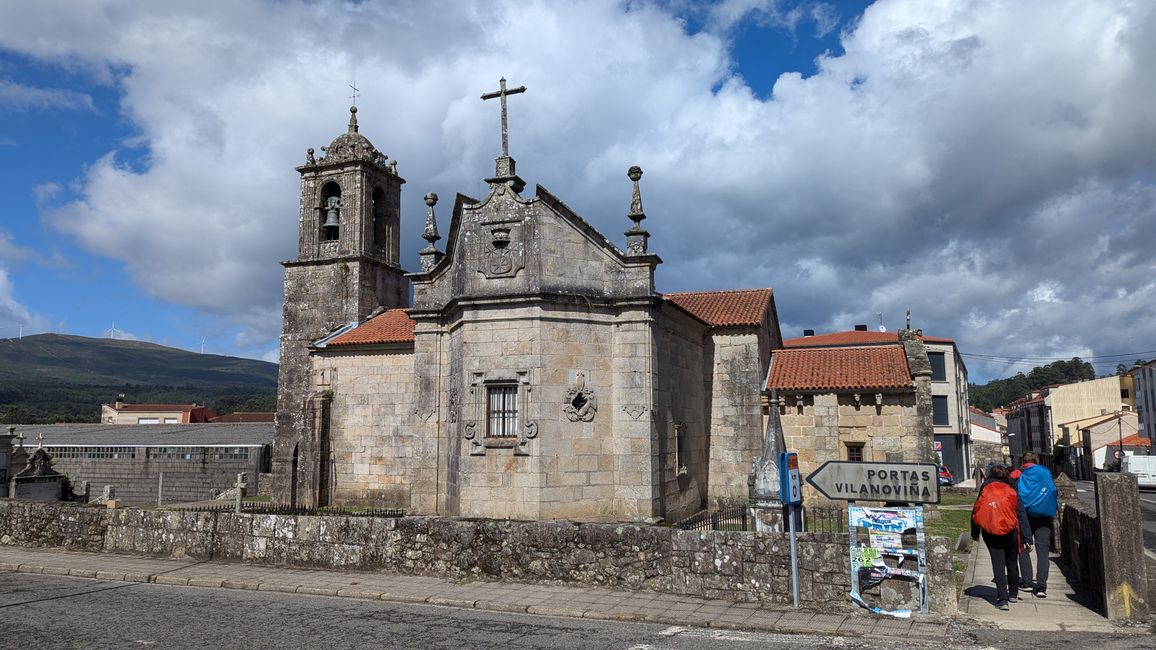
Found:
[272,87,781,522]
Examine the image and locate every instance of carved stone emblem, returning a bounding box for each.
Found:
[621,404,647,420]
[480,226,525,278]
[564,371,598,422]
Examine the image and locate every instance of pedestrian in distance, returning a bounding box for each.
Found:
[1015,452,1058,598]
[971,465,1032,610]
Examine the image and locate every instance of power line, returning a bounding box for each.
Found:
[961,349,1156,362]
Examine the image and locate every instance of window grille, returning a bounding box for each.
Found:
[847,443,864,462]
[486,385,518,438]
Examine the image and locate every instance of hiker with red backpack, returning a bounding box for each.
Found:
[1015,452,1058,598]
[971,465,1032,610]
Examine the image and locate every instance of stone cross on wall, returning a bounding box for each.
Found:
[480,77,527,158]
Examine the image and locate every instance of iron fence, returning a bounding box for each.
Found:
[802,507,846,533]
[177,502,407,518]
[674,500,752,531]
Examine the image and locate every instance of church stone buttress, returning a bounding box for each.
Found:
[273,106,409,507]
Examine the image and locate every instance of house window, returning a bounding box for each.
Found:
[847,443,865,462]
[932,395,949,426]
[486,385,518,438]
[928,352,947,382]
[163,417,178,424]
[137,417,159,424]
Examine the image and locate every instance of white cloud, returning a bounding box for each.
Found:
[0,80,94,111]
[0,0,1154,381]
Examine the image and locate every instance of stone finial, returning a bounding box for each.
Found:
[348,105,359,133]
[419,192,444,271]
[624,165,650,255]
[306,148,315,165]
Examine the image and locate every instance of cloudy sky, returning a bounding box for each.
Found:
[1,0,1154,384]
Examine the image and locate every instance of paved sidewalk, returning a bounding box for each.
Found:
[959,537,1136,633]
[0,546,952,640]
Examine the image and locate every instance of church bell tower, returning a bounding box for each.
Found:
[273,106,409,507]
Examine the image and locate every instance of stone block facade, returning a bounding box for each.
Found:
[274,109,780,523]
[0,501,956,613]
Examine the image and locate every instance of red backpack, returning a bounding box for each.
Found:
[972,482,1017,535]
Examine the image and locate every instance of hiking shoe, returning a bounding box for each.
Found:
[1034,590,1047,599]
[1008,596,1021,603]
[996,599,1010,610]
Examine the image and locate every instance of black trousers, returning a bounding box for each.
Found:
[982,529,1020,601]
[1018,515,1053,591]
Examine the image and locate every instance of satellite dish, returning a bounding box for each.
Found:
[878,325,887,332]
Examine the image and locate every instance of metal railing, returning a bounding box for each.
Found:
[802,507,846,533]
[674,500,752,532]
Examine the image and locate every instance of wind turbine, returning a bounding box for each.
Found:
[106,322,119,340]
[200,337,207,354]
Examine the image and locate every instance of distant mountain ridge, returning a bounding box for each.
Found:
[0,334,278,424]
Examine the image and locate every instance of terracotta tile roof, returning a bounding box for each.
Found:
[766,345,914,391]
[1107,433,1151,447]
[327,309,415,346]
[783,330,954,348]
[663,288,773,327]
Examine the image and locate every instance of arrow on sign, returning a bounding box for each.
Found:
[805,461,940,504]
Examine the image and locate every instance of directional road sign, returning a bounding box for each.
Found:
[806,461,940,504]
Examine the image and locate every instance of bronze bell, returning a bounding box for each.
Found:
[322,209,340,229]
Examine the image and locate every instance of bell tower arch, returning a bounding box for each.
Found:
[273,106,409,506]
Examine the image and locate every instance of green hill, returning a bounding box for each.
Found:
[0,334,278,424]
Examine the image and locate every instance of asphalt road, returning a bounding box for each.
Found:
[1074,479,1156,555]
[0,572,913,650]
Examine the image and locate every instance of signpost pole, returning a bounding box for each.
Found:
[788,500,799,608]
[779,451,803,609]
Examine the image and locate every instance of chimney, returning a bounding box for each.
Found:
[114,394,125,410]
[854,324,868,331]
[803,329,815,337]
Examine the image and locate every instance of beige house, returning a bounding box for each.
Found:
[272,106,782,522]
[1066,411,1140,472]
[100,396,215,425]
[1007,376,1127,464]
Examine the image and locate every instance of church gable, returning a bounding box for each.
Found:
[409,180,659,312]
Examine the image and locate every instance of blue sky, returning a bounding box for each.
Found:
[1,0,1155,384]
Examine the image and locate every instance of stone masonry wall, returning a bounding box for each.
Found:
[320,348,418,508]
[704,331,765,504]
[0,501,956,613]
[49,454,265,507]
[780,393,919,505]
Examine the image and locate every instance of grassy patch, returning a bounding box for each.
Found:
[938,490,978,507]
[925,507,971,540]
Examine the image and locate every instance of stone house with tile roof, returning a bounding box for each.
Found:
[765,329,938,503]
[272,105,781,522]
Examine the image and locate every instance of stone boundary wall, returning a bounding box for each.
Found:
[1059,500,1101,596]
[0,501,956,613]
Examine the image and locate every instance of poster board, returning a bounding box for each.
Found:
[847,505,928,617]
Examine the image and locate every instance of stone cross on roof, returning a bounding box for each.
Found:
[348,80,360,106]
[480,77,526,158]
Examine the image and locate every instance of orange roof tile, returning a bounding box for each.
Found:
[784,330,955,348]
[1107,433,1151,447]
[327,309,416,346]
[663,288,773,327]
[766,345,913,391]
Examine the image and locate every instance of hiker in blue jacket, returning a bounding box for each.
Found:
[1016,453,1058,598]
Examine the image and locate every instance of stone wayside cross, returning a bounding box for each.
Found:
[480,77,526,158]
[233,472,247,513]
